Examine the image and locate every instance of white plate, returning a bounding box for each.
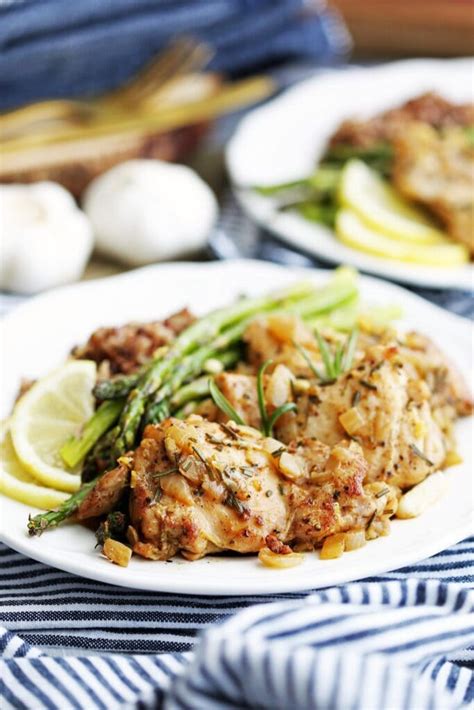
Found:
[0,260,472,594]
[226,59,474,290]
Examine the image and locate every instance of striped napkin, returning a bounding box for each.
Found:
[1,538,473,709]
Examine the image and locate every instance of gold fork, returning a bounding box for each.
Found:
[1,75,276,164]
[105,37,213,107]
[0,37,212,139]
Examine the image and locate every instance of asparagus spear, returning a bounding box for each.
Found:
[254,146,393,229]
[293,202,338,228]
[93,347,168,400]
[145,400,170,424]
[145,346,241,423]
[81,426,118,482]
[144,335,243,421]
[169,375,213,410]
[93,370,143,401]
[146,346,241,423]
[60,399,124,470]
[286,269,357,320]
[323,143,393,175]
[173,400,201,420]
[255,166,340,197]
[28,474,101,536]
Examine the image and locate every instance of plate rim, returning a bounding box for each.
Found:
[1,508,471,596]
[1,259,472,595]
[233,188,474,291]
[1,258,472,331]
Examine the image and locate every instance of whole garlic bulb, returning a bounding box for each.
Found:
[82,160,218,265]
[0,182,93,294]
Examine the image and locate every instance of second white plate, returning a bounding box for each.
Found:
[226,59,474,290]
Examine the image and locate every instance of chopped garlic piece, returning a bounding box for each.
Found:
[258,547,303,568]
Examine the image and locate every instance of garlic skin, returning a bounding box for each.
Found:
[82,160,218,265]
[0,182,93,294]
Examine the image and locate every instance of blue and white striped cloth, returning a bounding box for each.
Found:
[1,538,473,709]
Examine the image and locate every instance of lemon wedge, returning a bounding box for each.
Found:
[336,209,469,266]
[0,420,69,509]
[339,160,445,244]
[11,360,96,492]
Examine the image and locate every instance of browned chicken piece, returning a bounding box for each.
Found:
[230,316,472,489]
[77,463,130,520]
[217,345,446,490]
[127,417,395,561]
[397,331,473,417]
[72,308,195,375]
[275,349,448,490]
[245,313,472,419]
[244,313,350,377]
[163,308,196,334]
[329,92,474,151]
[129,417,287,560]
[393,123,474,254]
[286,439,397,547]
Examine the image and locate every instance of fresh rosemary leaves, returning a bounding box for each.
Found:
[293,328,358,385]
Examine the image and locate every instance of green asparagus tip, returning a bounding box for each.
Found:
[27,511,60,536]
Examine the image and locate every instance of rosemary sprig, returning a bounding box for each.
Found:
[151,466,182,502]
[410,443,434,467]
[360,379,378,391]
[257,361,271,432]
[257,360,297,437]
[366,510,377,531]
[220,422,240,439]
[210,366,295,438]
[266,403,297,435]
[314,331,336,380]
[293,341,327,381]
[209,378,245,425]
[293,328,358,385]
[191,446,215,479]
[153,466,179,479]
[225,490,250,518]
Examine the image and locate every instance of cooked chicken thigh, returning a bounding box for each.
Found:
[125,417,394,561]
[217,316,472,490]
[393,123,474,254]
[273,346,447,489]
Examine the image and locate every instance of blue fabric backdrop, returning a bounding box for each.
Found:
[0,0,350,109]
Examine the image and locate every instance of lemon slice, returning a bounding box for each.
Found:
[11,360,96,492]
[0,420,69,509]
[339,160,445,244]
[336,209,469,266]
